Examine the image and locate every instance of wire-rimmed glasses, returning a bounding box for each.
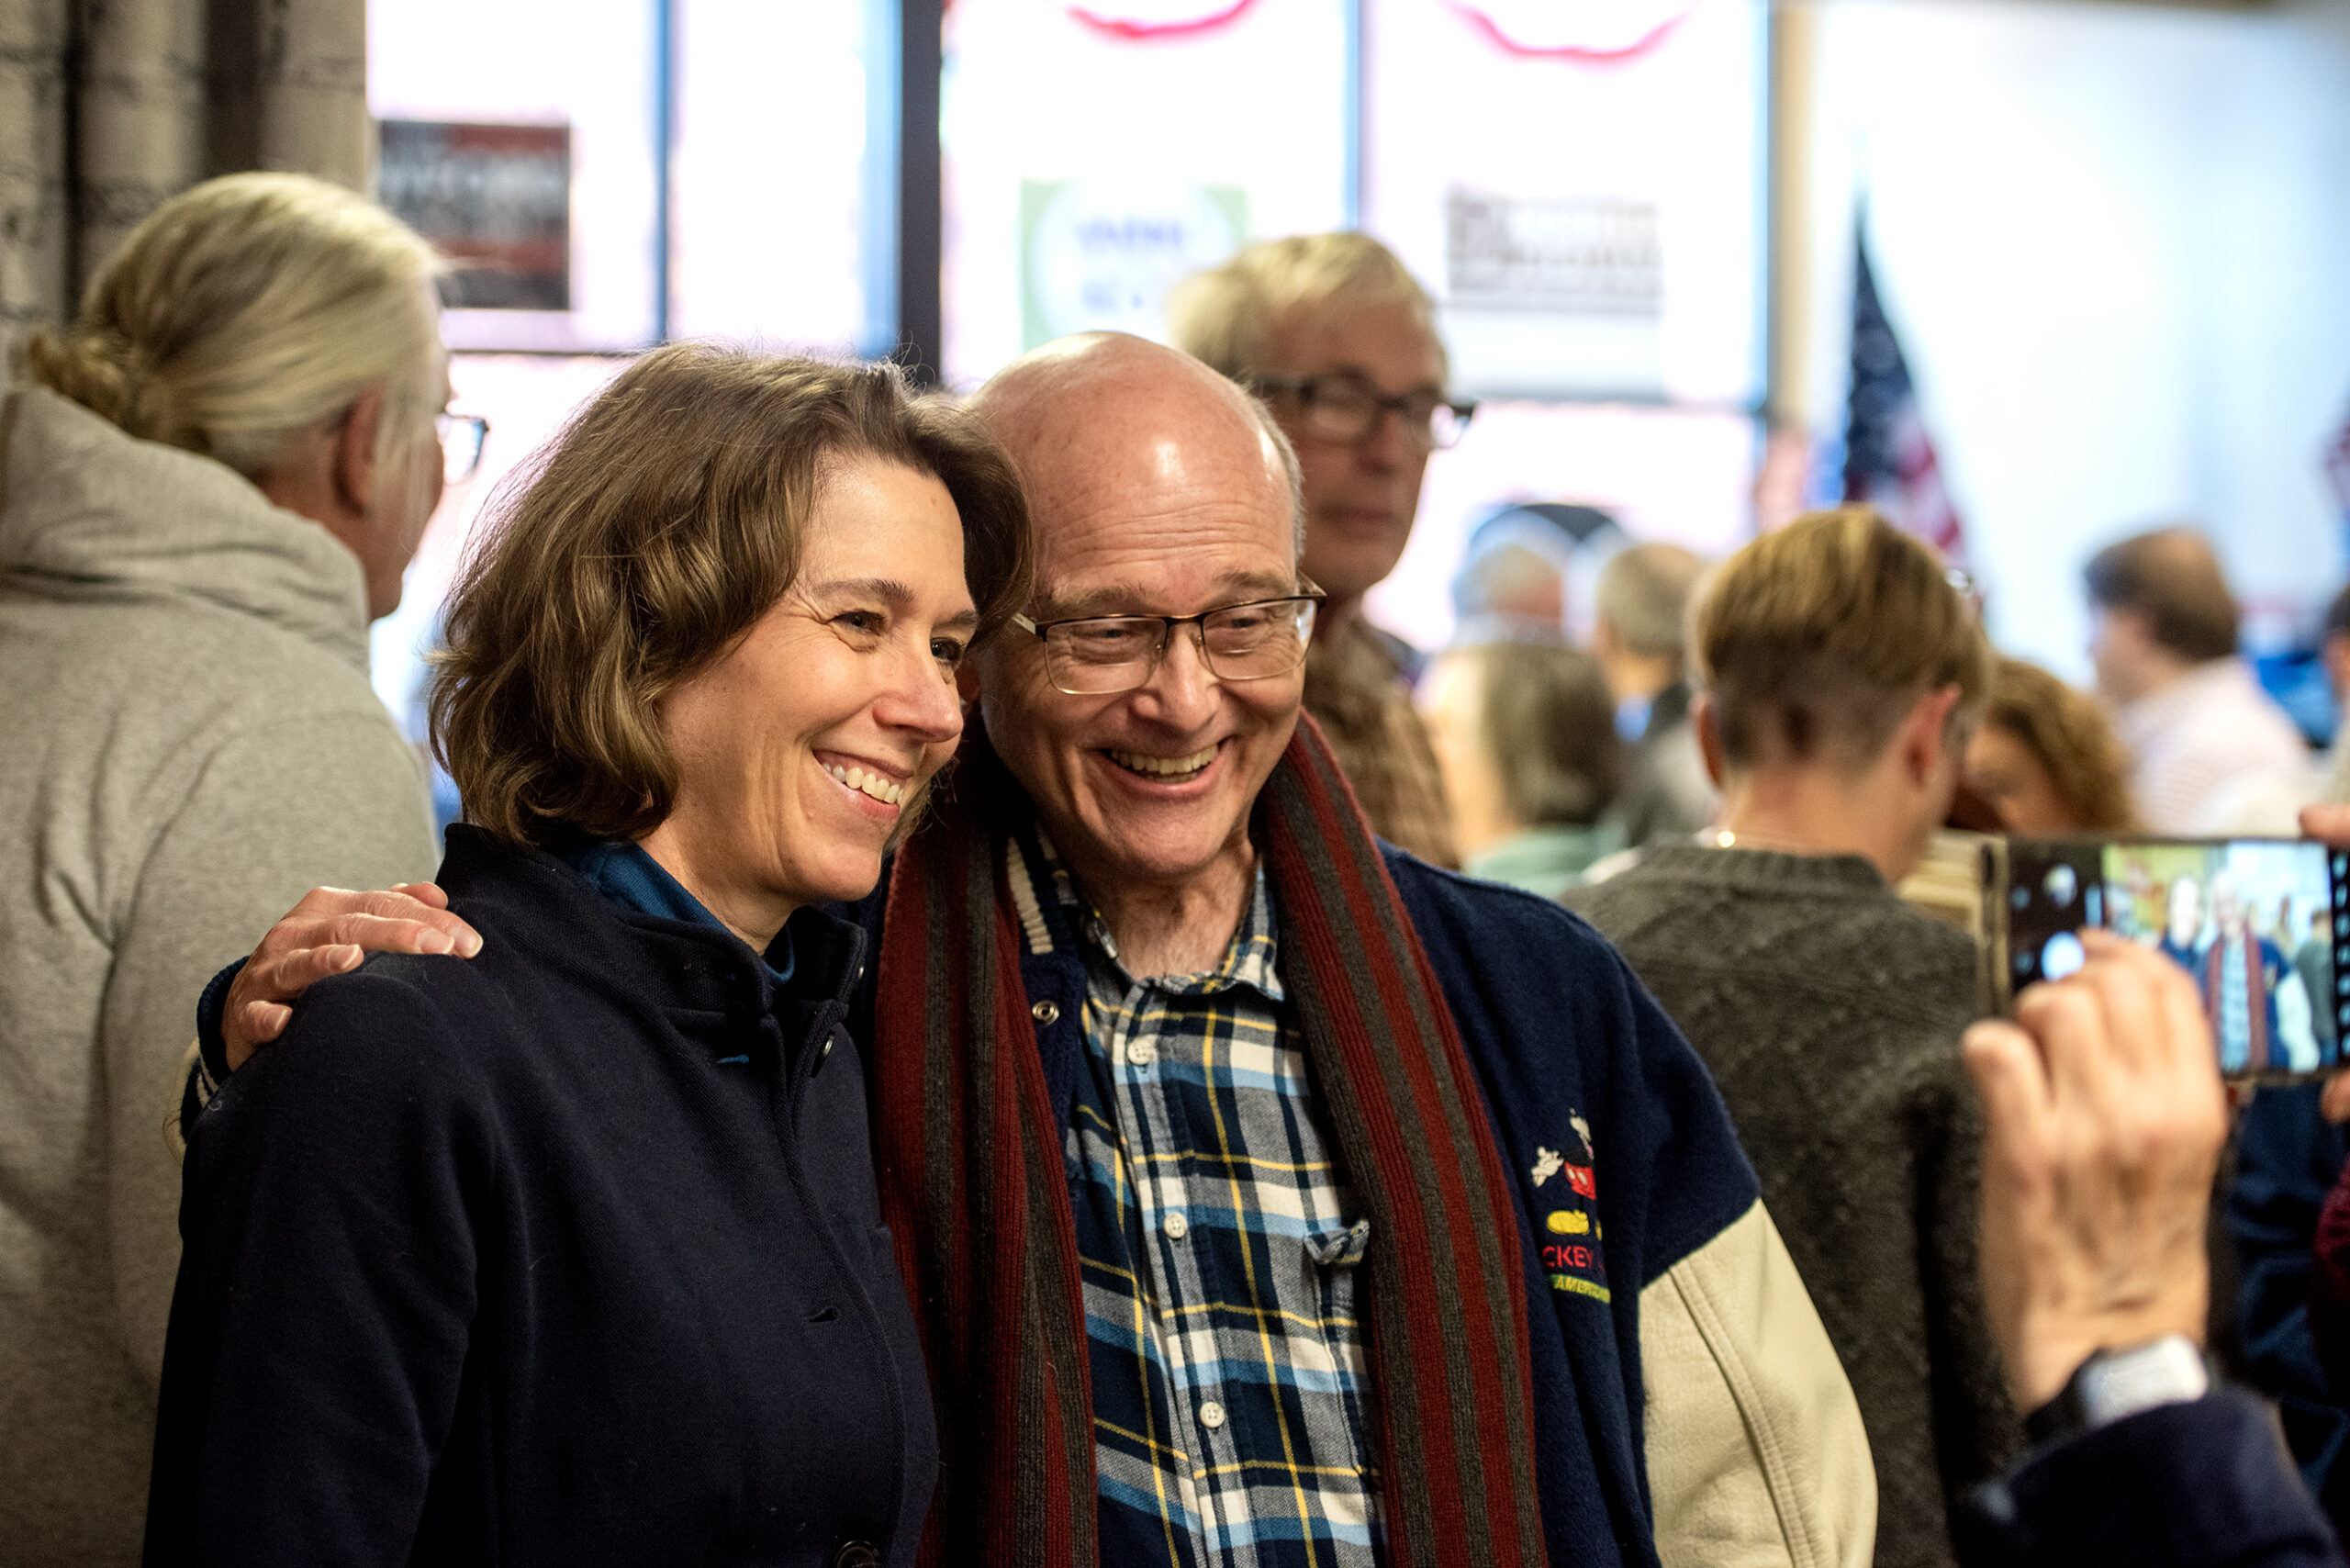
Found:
[435,412,490,484]
[1253,371,1476,452]
[1011,591,1324,697]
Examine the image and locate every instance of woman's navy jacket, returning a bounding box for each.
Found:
[150,827,936,1567]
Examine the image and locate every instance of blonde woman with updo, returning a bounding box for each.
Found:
[0,172,457,1561]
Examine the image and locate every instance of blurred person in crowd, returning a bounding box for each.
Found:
[1594,541,1717,844]
[1448,501,1625,646]
[0,173,458,1562]
[1169,232,1472,865]
[2161,875,2207,971]
[1967,656,2139,834]
[1954,932,2337,1568]
[147,347,1029,1562]
[2086,526,2311,833]
[2199,872,2297,1074]
[2296,902,2337,1062]
[1449,510,1571,644]
[1421,639,1625,897]
[2318,583,2350,801]
[1567,507,2021,1567]
[203,333,1875,1568]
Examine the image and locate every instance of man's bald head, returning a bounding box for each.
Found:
[970,332,1304,563]
[965,332,1317,913]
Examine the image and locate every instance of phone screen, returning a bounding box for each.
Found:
[2004,837,2350,1078]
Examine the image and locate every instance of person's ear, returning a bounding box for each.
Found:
[332,384,387,519]
[1692,690,1727,790]
[1904,684,1965,786]
[2113,607,2162,660]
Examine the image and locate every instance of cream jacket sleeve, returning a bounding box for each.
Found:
[1641,1200,1876,1568]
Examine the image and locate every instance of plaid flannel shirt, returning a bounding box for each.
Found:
[1011,840,1383,1568]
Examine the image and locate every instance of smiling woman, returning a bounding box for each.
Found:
[431,344,1029,854]
[145,344,1029,1567]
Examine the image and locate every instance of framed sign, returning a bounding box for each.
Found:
[943,0,1350,382]
[1019,178,1247,350]
[378,120,571,311]
[1364,0,1766,404]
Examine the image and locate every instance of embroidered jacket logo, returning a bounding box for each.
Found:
[1529,1112,1607,1303]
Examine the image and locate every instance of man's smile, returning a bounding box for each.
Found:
[1102,742,1223,784]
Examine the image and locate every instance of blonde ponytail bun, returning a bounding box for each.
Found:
[25,173,444,478]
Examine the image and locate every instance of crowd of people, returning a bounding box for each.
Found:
[3,173,2349,1568]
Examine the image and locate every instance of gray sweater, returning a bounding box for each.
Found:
[0,386,438,1564]
[1566,845,2020,1568]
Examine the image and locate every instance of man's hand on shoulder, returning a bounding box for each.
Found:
[1961,931,2225,1414]
[224,883,481,1070]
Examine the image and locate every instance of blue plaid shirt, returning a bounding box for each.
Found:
[1010,840,1383,1567]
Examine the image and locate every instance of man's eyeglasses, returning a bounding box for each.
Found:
[1011,590,1324,696]
[1945,565,1984,620]
[1254,371,1476,452]
[436,412,490,485]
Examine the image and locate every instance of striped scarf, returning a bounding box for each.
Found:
[870,718,1549,1566]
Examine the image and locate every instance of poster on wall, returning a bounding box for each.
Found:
[944,0,1350,383]
[370,0,658,352]
[1019,179,1248,350]
[1363,0,1766,404]
[377,120,571,311]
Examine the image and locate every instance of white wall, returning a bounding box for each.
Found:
[1795,0,2350,677]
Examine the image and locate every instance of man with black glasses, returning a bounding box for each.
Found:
[1170,233,1473,866]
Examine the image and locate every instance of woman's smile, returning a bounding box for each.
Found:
[817,749,913,811]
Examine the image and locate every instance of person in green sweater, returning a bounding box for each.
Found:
[1422,637,1625,898]
[1565,507,2021,1568]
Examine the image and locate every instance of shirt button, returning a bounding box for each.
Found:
[1126,1038,1158,1067]
[834,1543,880,1568]
[1199,1400,1226,1430]
[1164,1213,1189,1240]
[1032,1000,1060,1025]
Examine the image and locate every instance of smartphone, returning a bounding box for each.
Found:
[1981,835,2350,1083]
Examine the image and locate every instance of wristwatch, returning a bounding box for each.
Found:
[2023,1334,2213,1445]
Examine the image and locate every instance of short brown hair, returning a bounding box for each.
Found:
[1693,507,1990,773]
[1461,640,1623,826]
[1982,657,2140,831]
[2082,527,2239,663]
[431,343,1031,846]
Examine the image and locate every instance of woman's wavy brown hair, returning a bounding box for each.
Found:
[1982,656,2141,831]
[431,343,1032,846]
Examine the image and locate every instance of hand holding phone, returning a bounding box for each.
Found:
[1964,930,2225,1411]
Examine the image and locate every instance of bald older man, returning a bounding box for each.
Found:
[194,336,1869,1568]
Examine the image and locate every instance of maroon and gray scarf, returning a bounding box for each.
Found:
[870,717,1548,1566]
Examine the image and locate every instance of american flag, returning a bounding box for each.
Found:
[1842,232,1966,566]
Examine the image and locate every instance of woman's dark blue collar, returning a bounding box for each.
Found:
[553,836,796,988]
